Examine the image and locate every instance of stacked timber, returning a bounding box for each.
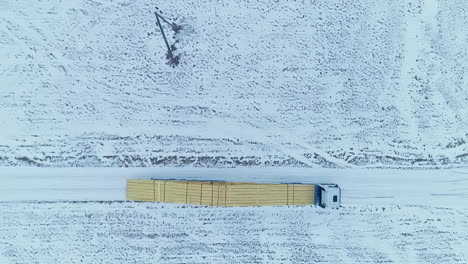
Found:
[126,180,315,207]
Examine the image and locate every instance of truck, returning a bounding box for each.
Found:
[126,179,341,208]
[316,183,341,208]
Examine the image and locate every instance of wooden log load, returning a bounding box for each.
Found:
[126,180,315,207]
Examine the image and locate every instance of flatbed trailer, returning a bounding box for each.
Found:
[126,179,341,208]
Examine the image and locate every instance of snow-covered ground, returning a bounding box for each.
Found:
[1,0,468,168]
[0,168,467,263]
[1,202,466,264]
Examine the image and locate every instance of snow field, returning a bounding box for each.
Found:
[1,0,468,167]
[0,202,466,264]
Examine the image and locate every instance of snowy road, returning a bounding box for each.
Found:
[1,167,467,209]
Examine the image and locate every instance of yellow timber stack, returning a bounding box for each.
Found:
[126,179,315,206]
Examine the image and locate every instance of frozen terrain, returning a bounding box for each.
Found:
[1,0,468,168]
[0,167,467,263]
[0,202,467,264]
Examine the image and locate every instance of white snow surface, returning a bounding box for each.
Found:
[1,0,468,168]
[0,202,466,264]
[0,167,468,263]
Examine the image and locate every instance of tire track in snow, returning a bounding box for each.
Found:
[398,0,428,141]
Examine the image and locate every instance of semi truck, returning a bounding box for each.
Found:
[316,183,341,208]
[126,179,341,208]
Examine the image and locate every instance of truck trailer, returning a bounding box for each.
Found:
[126,179,341,208]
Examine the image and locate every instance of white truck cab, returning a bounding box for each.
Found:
[318,184,341,208]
